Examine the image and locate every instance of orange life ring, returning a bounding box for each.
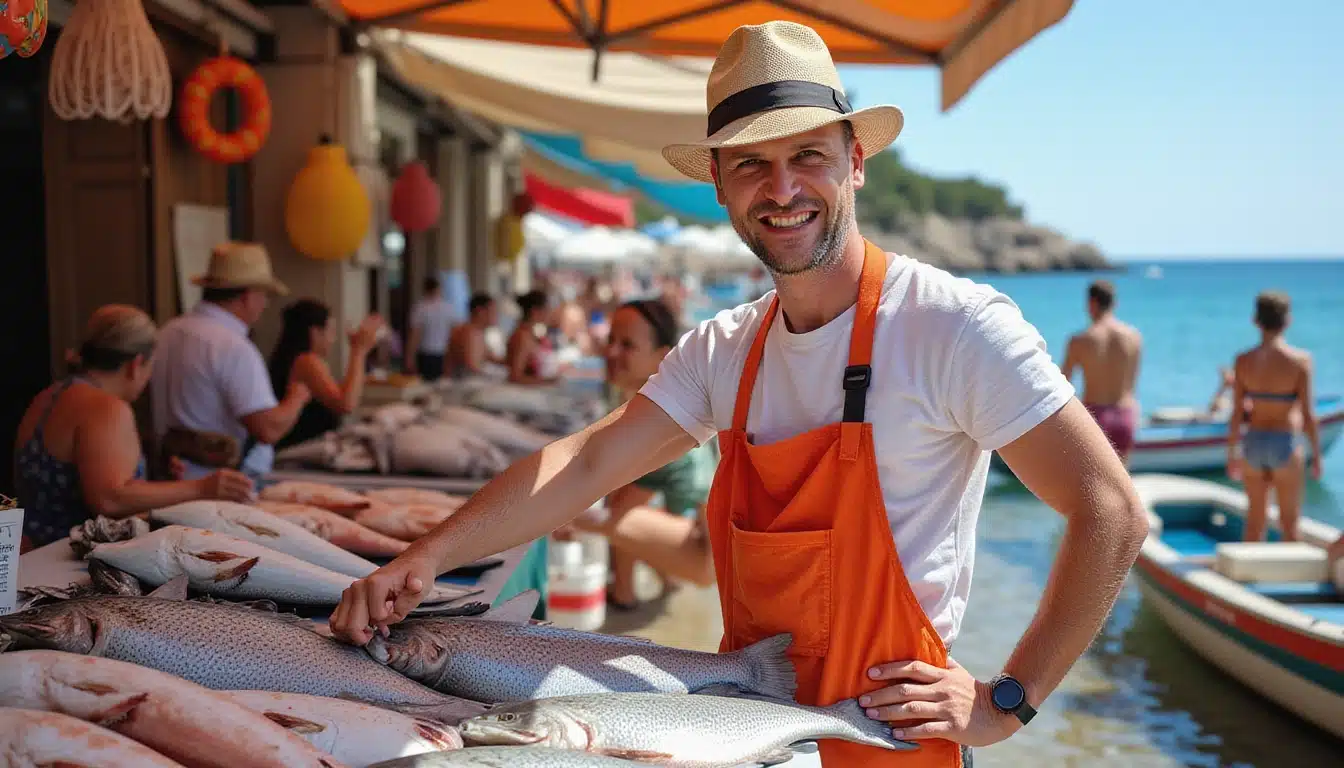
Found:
[178,56,271,164]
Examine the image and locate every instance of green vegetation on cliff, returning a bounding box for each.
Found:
[634,147,1024,228]
[857,148,1023,229]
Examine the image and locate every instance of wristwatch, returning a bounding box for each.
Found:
[989,674,1037,726]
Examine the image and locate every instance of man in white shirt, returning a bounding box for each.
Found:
[331,21,1148,763]
[152,242,311,481]
[406,276,455,382]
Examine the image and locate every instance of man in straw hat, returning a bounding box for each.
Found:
[151,241,312,482]
[330,21,1148,764]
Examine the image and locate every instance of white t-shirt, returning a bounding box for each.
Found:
[411,297,455,354]
[151,302,279,478]
[639,254,1075,645]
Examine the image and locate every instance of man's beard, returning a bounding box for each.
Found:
[731,186,853,277]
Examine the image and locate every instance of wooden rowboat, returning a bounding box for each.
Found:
[1130,474,1343,739]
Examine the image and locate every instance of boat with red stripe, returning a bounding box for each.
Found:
[1130,474,1343,740]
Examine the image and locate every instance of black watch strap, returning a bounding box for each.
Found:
[1013,699,1038,726]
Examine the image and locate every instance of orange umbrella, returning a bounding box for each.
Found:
[342,0,1074,110]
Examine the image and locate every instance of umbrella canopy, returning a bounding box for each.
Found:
[344,0,1075,109]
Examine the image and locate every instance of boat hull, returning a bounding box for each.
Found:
[1130,475,1344,740]
[1135,571,1344,740]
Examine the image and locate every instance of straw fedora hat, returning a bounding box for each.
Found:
[662,21,904,184]
[191,241,289,295]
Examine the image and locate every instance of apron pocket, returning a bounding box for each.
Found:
[729,522,833,657]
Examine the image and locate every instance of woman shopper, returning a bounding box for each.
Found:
[571,298,718,608]
[268,298,384,449]
[14,305,253,551]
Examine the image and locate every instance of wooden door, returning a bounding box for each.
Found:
[43,87,154,376]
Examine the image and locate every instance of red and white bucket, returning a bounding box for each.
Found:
[547,534,608,631]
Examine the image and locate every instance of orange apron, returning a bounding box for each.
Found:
[706,238,962,767]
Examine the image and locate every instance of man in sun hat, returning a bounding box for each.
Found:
[330,21,1148,765]
[151,241,312,482]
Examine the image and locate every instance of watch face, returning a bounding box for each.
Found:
[992,677,1026,711]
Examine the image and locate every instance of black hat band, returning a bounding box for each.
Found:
[706,80,852,137]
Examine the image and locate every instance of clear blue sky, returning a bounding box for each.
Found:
[838,0,1342,259]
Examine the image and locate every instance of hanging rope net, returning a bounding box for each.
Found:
[48,0,172,121]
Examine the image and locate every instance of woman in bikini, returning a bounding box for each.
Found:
[1226,291,1322,542]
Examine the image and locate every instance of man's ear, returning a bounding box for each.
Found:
[851,140,866,191]
[710,156,727,205]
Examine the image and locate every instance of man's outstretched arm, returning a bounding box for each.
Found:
[329,395,698,644]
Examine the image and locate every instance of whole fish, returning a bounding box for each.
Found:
[261,481,373,516]
[223,691,462,767]
[434,406,553,459]
[0,595,489,724]
[256,500,411,558]
[355,502,457,542]
[0,650,345,768]
[0,706,188,767]
[369,746,648,767]
[151,500,384,578]
[364,612,796,703]
[86,525,477,608]
[363,488,465,508]
[457,690,917,767]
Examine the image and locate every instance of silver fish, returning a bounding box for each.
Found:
[368,746,649,767]
[457,690,916,767]
[223,690,462,767]
[0,595,489,724]
[150,500,382,578]
[86,525,477,608]
[366,613,797,704]
[69,515,151,558]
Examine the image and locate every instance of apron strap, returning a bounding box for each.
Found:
[731,239,887,439]
[731,295,779,432]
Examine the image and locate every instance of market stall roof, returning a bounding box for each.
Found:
[520,130,729,224]
[370,31,707,156]
[525,172,636,228]
[344,0,1075,110]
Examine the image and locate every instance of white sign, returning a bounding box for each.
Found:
[0,507,23,615]
[173,204,231,313]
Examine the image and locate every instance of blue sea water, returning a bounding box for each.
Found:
[979,259,1344,527]
[694,259,1344,765]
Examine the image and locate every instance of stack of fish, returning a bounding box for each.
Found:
[259,481,473,544]
[273,399,567,479]
[0,581,917,767]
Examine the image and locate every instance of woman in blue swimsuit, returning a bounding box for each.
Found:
[1226,291,1322,542]
[13,306,253,552]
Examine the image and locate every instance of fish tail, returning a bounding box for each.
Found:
[735,632,798,699]
[823,697,919,752]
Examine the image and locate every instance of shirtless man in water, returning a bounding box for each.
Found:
[1063,280,1143,464]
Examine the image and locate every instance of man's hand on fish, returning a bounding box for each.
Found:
[860,658,1018,748]
[330,553,438,644]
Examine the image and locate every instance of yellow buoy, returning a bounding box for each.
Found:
[285,135,371,261]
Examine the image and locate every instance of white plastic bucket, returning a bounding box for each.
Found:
[547,538,607,631]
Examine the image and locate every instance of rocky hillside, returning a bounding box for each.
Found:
[863,212,1113,274]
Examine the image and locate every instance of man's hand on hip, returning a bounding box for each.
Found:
[861,659,1018,747]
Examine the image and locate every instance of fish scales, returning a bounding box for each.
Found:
[367,619,796,703]
[457,690,916,767]
[0,596,487,724]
